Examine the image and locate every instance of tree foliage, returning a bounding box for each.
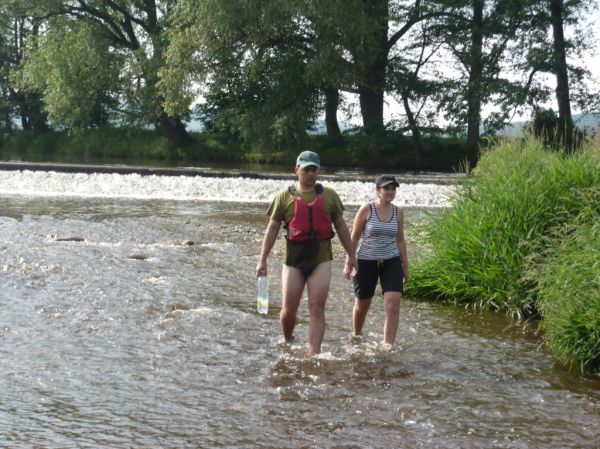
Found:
[20,19,122,128]
[1,0,598,151]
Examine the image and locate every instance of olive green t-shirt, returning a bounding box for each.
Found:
[267,185,345,267]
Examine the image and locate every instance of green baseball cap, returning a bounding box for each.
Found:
[296,150,320,168]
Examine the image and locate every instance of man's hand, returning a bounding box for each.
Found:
[256,260,268,277]
[343,255,357,280]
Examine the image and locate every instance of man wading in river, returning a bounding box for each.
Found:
[256,151,357,355]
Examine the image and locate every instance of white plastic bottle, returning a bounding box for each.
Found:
[257,276,269,314]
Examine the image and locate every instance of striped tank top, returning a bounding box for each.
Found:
[356,202,400,260]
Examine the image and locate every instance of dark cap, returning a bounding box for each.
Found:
[296,150,320,168]
[375,175,399,188]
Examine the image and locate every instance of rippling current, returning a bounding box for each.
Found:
[0,169,598,449]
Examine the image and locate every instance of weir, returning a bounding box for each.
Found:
[0,163,457,207]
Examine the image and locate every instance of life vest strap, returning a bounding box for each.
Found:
[288,183,324,196]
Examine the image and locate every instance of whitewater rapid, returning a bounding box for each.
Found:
[0,169,456,207]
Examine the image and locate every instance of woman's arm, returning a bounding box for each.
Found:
[344,203,370,278]
[396,208,409,281]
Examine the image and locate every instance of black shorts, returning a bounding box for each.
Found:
[352,257,404,299]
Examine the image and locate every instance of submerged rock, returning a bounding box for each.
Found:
[54,236,85,242]
[167,303,190,312]
[128,253,150,260]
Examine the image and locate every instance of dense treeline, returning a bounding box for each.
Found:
[1,0,599,163]
[0,125,479,171]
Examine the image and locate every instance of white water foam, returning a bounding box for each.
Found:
[0,170,455,207]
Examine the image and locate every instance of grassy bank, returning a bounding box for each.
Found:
[0,128,474,172]
[405,139,600,373]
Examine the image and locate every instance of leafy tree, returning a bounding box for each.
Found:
[386,20,447,163]
[514,0,597,151]
[549,0,573,149]
[0,0,49,132]
[0,7,12,130]
[425,0,540,150]
[162,0,600,153]
[316,0,445,136]
[20,19,121,129]
[163,0,448,148]
[163,0,334,151]
[21,0,192,145]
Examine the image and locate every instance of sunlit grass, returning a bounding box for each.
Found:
[405,138,600,373]
[525,186,600,373]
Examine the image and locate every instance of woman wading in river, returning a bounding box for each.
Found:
[344,175,409,345]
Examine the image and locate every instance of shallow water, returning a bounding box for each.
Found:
[0,173,599,449]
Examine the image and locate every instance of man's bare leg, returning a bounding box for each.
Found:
[306,261,332,355]
[280,265,306,343]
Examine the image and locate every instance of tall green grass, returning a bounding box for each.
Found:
[405,139,600,373]
[525,187,600,373]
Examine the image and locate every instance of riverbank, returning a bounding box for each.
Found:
[0,127,475,172]
[405,139,600,374]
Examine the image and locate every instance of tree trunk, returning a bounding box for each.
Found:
[323,86,342,140]
[401,91,423,168]
[358,0,389,136]
[550,0,574,152]
[157,114,193,147]
[466,0,484,152]
[359,80,386,136]
[3,109,12,131]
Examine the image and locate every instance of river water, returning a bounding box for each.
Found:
[0,168,598,449]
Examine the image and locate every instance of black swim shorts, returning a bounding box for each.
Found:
[352,257,404,299]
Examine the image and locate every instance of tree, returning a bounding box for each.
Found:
[20,19,121,128]
[386,21,445,162]
[162,0,597,152]
[549,0,574,151]
[0,0,49,132]
[426,0,543,151]
[347,0,442,136]
[22,0,192,145]
[163,0,447,146]
[162,0,350,150]
[520,0,596,152]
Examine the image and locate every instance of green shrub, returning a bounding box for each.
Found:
[405,139,600,319]
[525,187,600,373]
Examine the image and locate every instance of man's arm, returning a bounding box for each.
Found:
[333,215,357,277]
[256,219,282,276]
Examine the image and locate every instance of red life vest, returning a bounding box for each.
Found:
[286,183,334,242]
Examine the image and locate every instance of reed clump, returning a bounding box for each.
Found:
[525,186,600,373]
[405,138,600,373]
